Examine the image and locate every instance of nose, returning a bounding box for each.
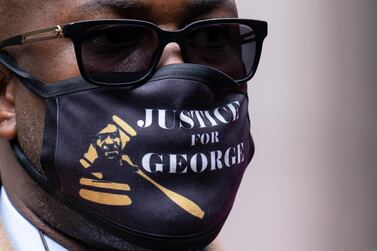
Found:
[158,42,184,67]
[104,136,113,144]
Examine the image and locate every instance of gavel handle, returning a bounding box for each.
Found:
[135,169,205,219]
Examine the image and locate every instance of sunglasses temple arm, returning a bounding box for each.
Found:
[0,25,64,50]
[0,36,23,50]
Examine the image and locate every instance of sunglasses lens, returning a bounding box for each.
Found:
[81,24,158,84]
[80,21,258,84]
[185,23,256,81]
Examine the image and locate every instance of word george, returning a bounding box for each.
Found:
[141,143,244,173]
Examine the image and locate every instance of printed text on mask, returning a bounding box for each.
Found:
[138,101,245,173]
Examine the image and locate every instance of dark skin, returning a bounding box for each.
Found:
[0,0,238,250]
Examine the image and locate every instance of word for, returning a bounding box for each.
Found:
[191,131,219,146]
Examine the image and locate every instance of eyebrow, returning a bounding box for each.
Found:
[187,0,234,10]
[80,0,145,12]
[78,0,233,16]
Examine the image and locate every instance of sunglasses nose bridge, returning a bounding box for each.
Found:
[157,30,185,67]
[159,29,184,47]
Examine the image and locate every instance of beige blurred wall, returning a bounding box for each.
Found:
[219,0,377,251]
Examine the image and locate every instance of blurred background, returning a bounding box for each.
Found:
[219,0,377,250]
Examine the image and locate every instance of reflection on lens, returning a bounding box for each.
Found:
[82,24,158,84]
[186,23,256,81]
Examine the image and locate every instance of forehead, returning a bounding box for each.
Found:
[56,0,237,26]
[1,0,237,39]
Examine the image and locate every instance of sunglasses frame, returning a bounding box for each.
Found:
[0,18,267,86]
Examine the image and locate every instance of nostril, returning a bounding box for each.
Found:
[158,42,184,67]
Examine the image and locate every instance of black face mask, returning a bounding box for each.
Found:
[0,53,254,251]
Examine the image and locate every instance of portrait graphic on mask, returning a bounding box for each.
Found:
[78,115,205,219]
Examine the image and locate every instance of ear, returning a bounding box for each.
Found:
[0,63,16,140]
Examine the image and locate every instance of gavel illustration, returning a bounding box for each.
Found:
[79,115,205,220]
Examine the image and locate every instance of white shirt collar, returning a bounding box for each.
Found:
[0,187,68,251]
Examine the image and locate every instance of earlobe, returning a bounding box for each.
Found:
[0,64,16,140]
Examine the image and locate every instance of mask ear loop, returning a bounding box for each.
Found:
[9,139,51,189]
[10,127,60,191]
[0,52,99,98]
[0,51,61,188]
[0,52,48,97]
[0,51,60,190]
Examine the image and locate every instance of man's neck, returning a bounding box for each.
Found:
[0,186,93,251]
[0,187,67,250]
[1,186,224,251]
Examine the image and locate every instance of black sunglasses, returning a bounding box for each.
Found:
[0,18,267,86]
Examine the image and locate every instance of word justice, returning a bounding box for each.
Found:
[137,101,241,129]
[141,143,245,173]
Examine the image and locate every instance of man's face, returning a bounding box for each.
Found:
[96,128,122,160]
[0,0,239,249]
[3,0,237,167]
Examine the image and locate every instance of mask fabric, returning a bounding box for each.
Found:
[0,53,254,251]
